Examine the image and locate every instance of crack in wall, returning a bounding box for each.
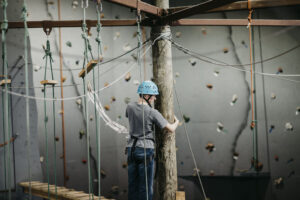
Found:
[222,13,252,176]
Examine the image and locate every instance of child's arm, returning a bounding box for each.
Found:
[164,116,179,133]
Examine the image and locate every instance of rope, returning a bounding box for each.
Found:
[81,1,94,198]
[248,0,259,168]
[173,82,207,200]
[170,39,300,76]
[42,38,60,199]
[21,1,32,199]
[42,40,50,199]
[136,12,149,200]
[95,1,103,196]
[1,0,12,199]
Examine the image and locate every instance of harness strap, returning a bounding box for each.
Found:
[129,136,155,163]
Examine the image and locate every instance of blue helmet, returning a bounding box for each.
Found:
[137,81,159,95]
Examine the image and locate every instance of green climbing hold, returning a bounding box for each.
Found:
[66,41,72,47]
[183,114,190,123]
[79,129,85,139]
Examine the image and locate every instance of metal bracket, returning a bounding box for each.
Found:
[42,21,52,35]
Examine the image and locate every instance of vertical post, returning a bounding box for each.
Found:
[151,0,177,199]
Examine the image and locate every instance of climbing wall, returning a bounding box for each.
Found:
[1,0,299,199]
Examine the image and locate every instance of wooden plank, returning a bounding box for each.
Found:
[78,60,99,78]
[19,181,114,200]
[176,191,185,200]
[0,79,11,86]
[40,80,59,85]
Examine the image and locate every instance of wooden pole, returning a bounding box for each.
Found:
[151,0,177,199]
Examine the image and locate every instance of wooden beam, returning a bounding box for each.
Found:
[78,60,99,78]
[104,0,164,17]
[161,0,239,23]
[40,80,59,85]
[171,19,300,26]
[3,18,300,29]
[0,79,11,86]
[19,181,112,200]
[168,0,300,13]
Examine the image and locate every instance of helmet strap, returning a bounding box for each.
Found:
[143,95,152,108]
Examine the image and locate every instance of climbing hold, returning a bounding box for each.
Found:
[274,155,279,161]
[58,110,64,115]
[117,115,122,120]
[34,65,41,72]
[40,156,44,163]
[115,15,120,19]
[103,45,108,51]
[274,177,283,188]
[79,130,85,139]
[277,67,283,74]
[125,72,131,82]
[217,122,224,133]
[101,169,106,178]
[241,40,248,48]
[75,60,80,65]
[133,80,140,85]
[214,70,219,77]
[287,158,294,164]
[180,161,184,165]
[124,97,131,104]
[223,48,229,53]
[66,41,72,47]
[193,168,200,176]
[233,152,239,160]
[47,1,55,5]
[209,170,215,176]
[104,82,109,87]
[269,125,275,133]
[111,186,119,195]
[175,72,180,78]
[122,162,128,168]
[104,105,110,111]
[100,13,105,19]
[113,32,120,40]
[201,27,207,35]
[285,122,293,131]
[72,0,79,9]
[183,114,190,123]
[288,170,295,178]
[175,32,181,38]
[123,43,131,51]
[230,94,238,106]
[93,179,98,183]
[270,93,276,100]
[132,31,138,38]
[111,96,116,103]
[62,76,67,83]
[296,106,300,115]
[206,84,213,90]
[55,136,59,142]
[188,58,196,66]
[205,143,215,153]
[82,159,87,164]
[76,98,82,106]
[89,115,93,121]
[131,53,137,61]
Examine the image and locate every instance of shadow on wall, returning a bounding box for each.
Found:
[179,174,270,200]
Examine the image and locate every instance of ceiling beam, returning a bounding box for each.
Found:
[168,0,300,13]
[104,0,164,17]
[161,0,239,24]
[171,19,300,26]
[3,19,300,29]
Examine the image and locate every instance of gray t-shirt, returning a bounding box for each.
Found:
[126,102,168,149]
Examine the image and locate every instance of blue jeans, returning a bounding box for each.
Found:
[127,147,154,200]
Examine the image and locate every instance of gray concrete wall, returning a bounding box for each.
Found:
[0,0,299,199]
